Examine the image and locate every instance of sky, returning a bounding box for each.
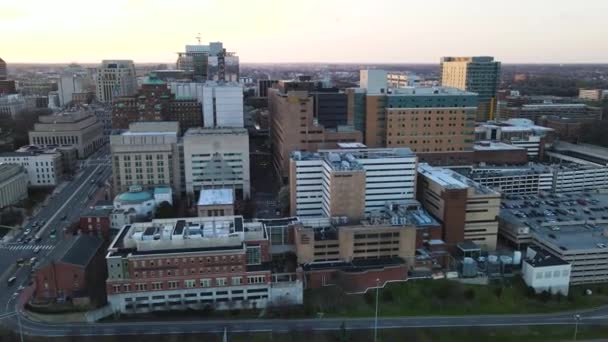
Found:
[1,0,607,64]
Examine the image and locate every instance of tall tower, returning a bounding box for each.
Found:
[440,56,501,122]
[96,60,137,103]
[0,58,7,80]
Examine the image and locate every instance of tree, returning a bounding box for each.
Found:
[0,209,23,226]
[464,288,476,301]
[493,286,503,298]
[155,201,176,219]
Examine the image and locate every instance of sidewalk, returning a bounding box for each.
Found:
[23,308,87,323]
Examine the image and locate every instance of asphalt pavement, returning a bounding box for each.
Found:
[0,145,112,319]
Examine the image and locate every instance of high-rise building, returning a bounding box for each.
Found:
[0,94,26,120]
[176,41,239,82]
[440,56,501,121]
[182,127,251,200]
[168,81,244,128]
[0,164,28,208]
[110,122,182,196]
[289,146,418,218]
[112,75,202,134]
[268,81,362,179]
[0,147,64,187]
[417,163,501,251]
[347,70,478,153]
[96,60,137,103]
[256,79,278,98]
[58,69,90,107]
[0,58,7,80]
[312,90,348,129]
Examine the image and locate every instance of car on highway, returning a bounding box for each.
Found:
[40,220,45,225]
[16,258,25,267]
[34,246,41,253]
[34,237,42,243]
[7,277,16,286]
[24,229,31,235]
[60,214,67,220]
[29,257,37,265]
[16,237,23,243]
[49,229,57,239]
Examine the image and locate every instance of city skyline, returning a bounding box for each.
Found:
[1,0,607,64]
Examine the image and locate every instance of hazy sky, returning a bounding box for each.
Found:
[1,0,607,64]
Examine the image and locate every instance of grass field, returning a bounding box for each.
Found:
[304,278,608,317]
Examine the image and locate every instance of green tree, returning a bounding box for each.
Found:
[155,201,176,219]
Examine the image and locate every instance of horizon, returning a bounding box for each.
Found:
[2,0,607,64]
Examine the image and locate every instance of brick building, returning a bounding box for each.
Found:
[76,207,112,240]
[112,74,202,134]
[105,216,303,314]
[32,235,106,306]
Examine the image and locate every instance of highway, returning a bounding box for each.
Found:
[0,145,112,320]
[1,306,608,337]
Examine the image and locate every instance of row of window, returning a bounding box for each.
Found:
[112,275,266,293]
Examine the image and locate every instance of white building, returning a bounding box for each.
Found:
[113,185,157,220]
[0,149,63,187]
[0,164,28,208]
[168,81,244,128]
[523,246,571,295]
[96,60,137,103]
[475,119,554,159]
[0,94,25,120]
[359,70,388,94]
[289,146,418,217]
[58,70,89,107]
[182,127,250,199]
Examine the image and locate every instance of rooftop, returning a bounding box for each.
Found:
[525,246,570,268]
[184,127,248,136]
[39,235,103,269]
[474,141,527,151]
[197,188,234,206]
[418,163,498,195]
[388,86,477,97]
[291,147,415,162]
[499,193,608,252]
[552,142,608,164]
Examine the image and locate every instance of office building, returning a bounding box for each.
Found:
[110,122,181,196]
[168,81,244,128]
[522,246,571,295]
[500,103,602,123]
[537,116,582,143]
[58,69,91,107]
[0,94,26,120]
[182,127,250,200]
[418,163,501,250]
[269,81,362,179]
[347,71,477,151]
[0,80,17,95]
[0,58,6,80]
[28,110,105,158]
[440,56,501,121]
[96,60,137,103]
[498,193,608,285]
[289,146,417,218]
[578,89,607,102]
[0,148,63,187]
[105,216,303,313]
[17,79,57,97]
[176,41,239,82]
[33,235,106,306]
[387,72,422,88]
[0,164,28,208]
[475,119,554,159]
[257,79,278,98]
[112,75,202,133]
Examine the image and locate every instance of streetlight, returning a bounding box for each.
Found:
[573,314,581,341]
[374,278,380,342]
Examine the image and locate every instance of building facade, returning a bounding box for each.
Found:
[182,127,251,200]
[28,110,105,159]
[268,83,362,179]
[0,58,6,80]
[176,42,239,82]
[110,122,181,196]
[500,104,602,123]
[0,149,63,187]
[96,60,137,103]
[105,216,302,314]
[289,147,418,218]
[0,164,28,208]
[440,56,501,121]
[522,246,571,295]
[417,163,501,250]
[0,94,25,120]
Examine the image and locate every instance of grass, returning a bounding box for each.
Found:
[304,277,608,317]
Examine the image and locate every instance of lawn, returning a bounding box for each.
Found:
[304,277,608,317]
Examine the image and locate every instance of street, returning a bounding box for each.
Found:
[0,144,112,319]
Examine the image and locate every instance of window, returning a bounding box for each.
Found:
[123,284,131,292]
[112,284,121,293]
[562,269,570,277]
[184,279,196,288]
[200,279,212,288]
[135,283,147,291]
[168,281,179,289]
[232,277,242,286]
[152,282,163,290]
[216,278,227,286]
[247,275,266,284]
[246,246,261,265]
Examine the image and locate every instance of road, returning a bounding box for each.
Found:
[0,145,112,318]
[1,306,608,337]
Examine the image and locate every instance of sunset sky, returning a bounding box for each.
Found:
[1,0,607,64]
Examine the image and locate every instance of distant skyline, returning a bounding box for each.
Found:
[1,0,607,64]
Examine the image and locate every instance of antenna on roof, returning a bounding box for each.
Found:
[196,33,202,44]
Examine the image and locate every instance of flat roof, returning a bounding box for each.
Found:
[525,246,569,267]
[474,141,527,151]
[553,142,608,162]
[418,163,498,195]
[198,189,234,206]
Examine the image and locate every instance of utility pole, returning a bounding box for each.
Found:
[374,278,380,342]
